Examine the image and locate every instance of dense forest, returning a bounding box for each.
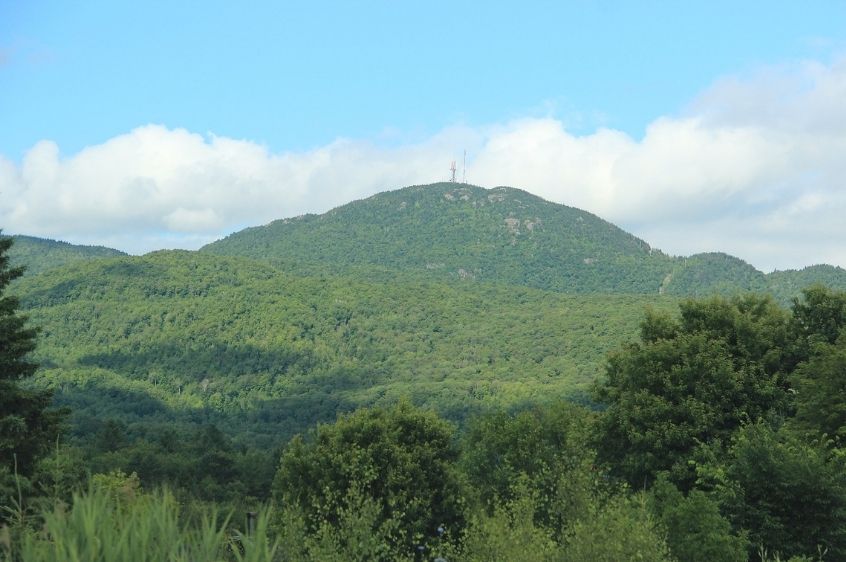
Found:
[3,184,846,560]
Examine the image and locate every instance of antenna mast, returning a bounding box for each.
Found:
[462,150,466,184]
[450,160,457,183]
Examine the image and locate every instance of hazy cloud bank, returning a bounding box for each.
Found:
[2,58,846,271]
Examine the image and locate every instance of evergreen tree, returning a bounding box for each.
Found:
[0,233,64,487]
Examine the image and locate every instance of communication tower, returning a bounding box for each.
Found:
[450,160,457,183]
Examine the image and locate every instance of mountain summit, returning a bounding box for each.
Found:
[203,182,846,299]
[202,182,676,293]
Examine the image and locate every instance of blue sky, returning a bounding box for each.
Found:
[2,1,846,270]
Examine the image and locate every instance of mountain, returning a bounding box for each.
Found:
[660,252,767,296]
[11,183,846,445]
[8,234,127,275]
[202,183,672,294]
[201,182,846,301]
[767,264,846,303]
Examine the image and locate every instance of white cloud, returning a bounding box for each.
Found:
[3,57,846,271]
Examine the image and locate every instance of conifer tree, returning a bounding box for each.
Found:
[0,233,64,482]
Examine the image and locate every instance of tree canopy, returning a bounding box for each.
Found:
[272,401,465,555]
[594,294,792,488]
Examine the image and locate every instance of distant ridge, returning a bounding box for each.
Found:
[201,182,846,302]
[7,234,126,275]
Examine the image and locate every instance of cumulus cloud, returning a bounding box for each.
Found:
[0,124,480,253]
[2,57,846,271]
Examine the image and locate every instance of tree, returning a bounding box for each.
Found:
[791,285,846,348]
[0,233,65,490]
[791,340,846,442]
[459,402,599,537]
[594,295,792,489]
[272,401,465,558]
[784,286,846,444]
[649,474,747,562]
[560,494,673,562]
[710,423,846,560]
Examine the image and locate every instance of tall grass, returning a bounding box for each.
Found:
[2,487,277,562]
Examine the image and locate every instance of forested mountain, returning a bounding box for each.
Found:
[8,234,126,275]
[16,250,672,447]
[8,182,846,449]
[9,182,846,448]
[202,182,846,301]
[766,264,846,302]
[202,183,671,293]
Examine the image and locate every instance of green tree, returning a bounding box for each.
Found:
[791,339,846,442]
[272,401,465,558]
[784,286,846,444]
[0,233,65,499]
[594,295,792,489]
[459,402,599,537]
[459,482,557,562]
[649,474,747,562]
[708,423,846,560]
[560,494,673,562]
[791,285,846,348]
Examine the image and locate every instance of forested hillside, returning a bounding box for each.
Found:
[17,250,673,448]
[203,183,846,302]
[202,183,672,293]
[8,235,126,275]
[7,184,846,457]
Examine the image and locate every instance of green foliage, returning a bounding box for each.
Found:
[9,195,846,504]
[459,402,600,538]
[0,234,39,384]
[4,487,278,562]
[286,486,414,562]
[459,483,557,562]
[30,443,87,506]
[7,235,125,276]
[782,286,846,441]
[791,339,846,442]
[90,470,142,504]
[769,265,846,307]
[708,423,846,560]
[661,252,768,297]
[0,384,66,481]
[16,249,671,459]
[82,423,276,503]
[8,198,846,561]
[273,401,465,556]
[202,183,673,295]
[594,294,792,489]
[649,474,748,562]
[790,284,846,356]
[559,494,673,562]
